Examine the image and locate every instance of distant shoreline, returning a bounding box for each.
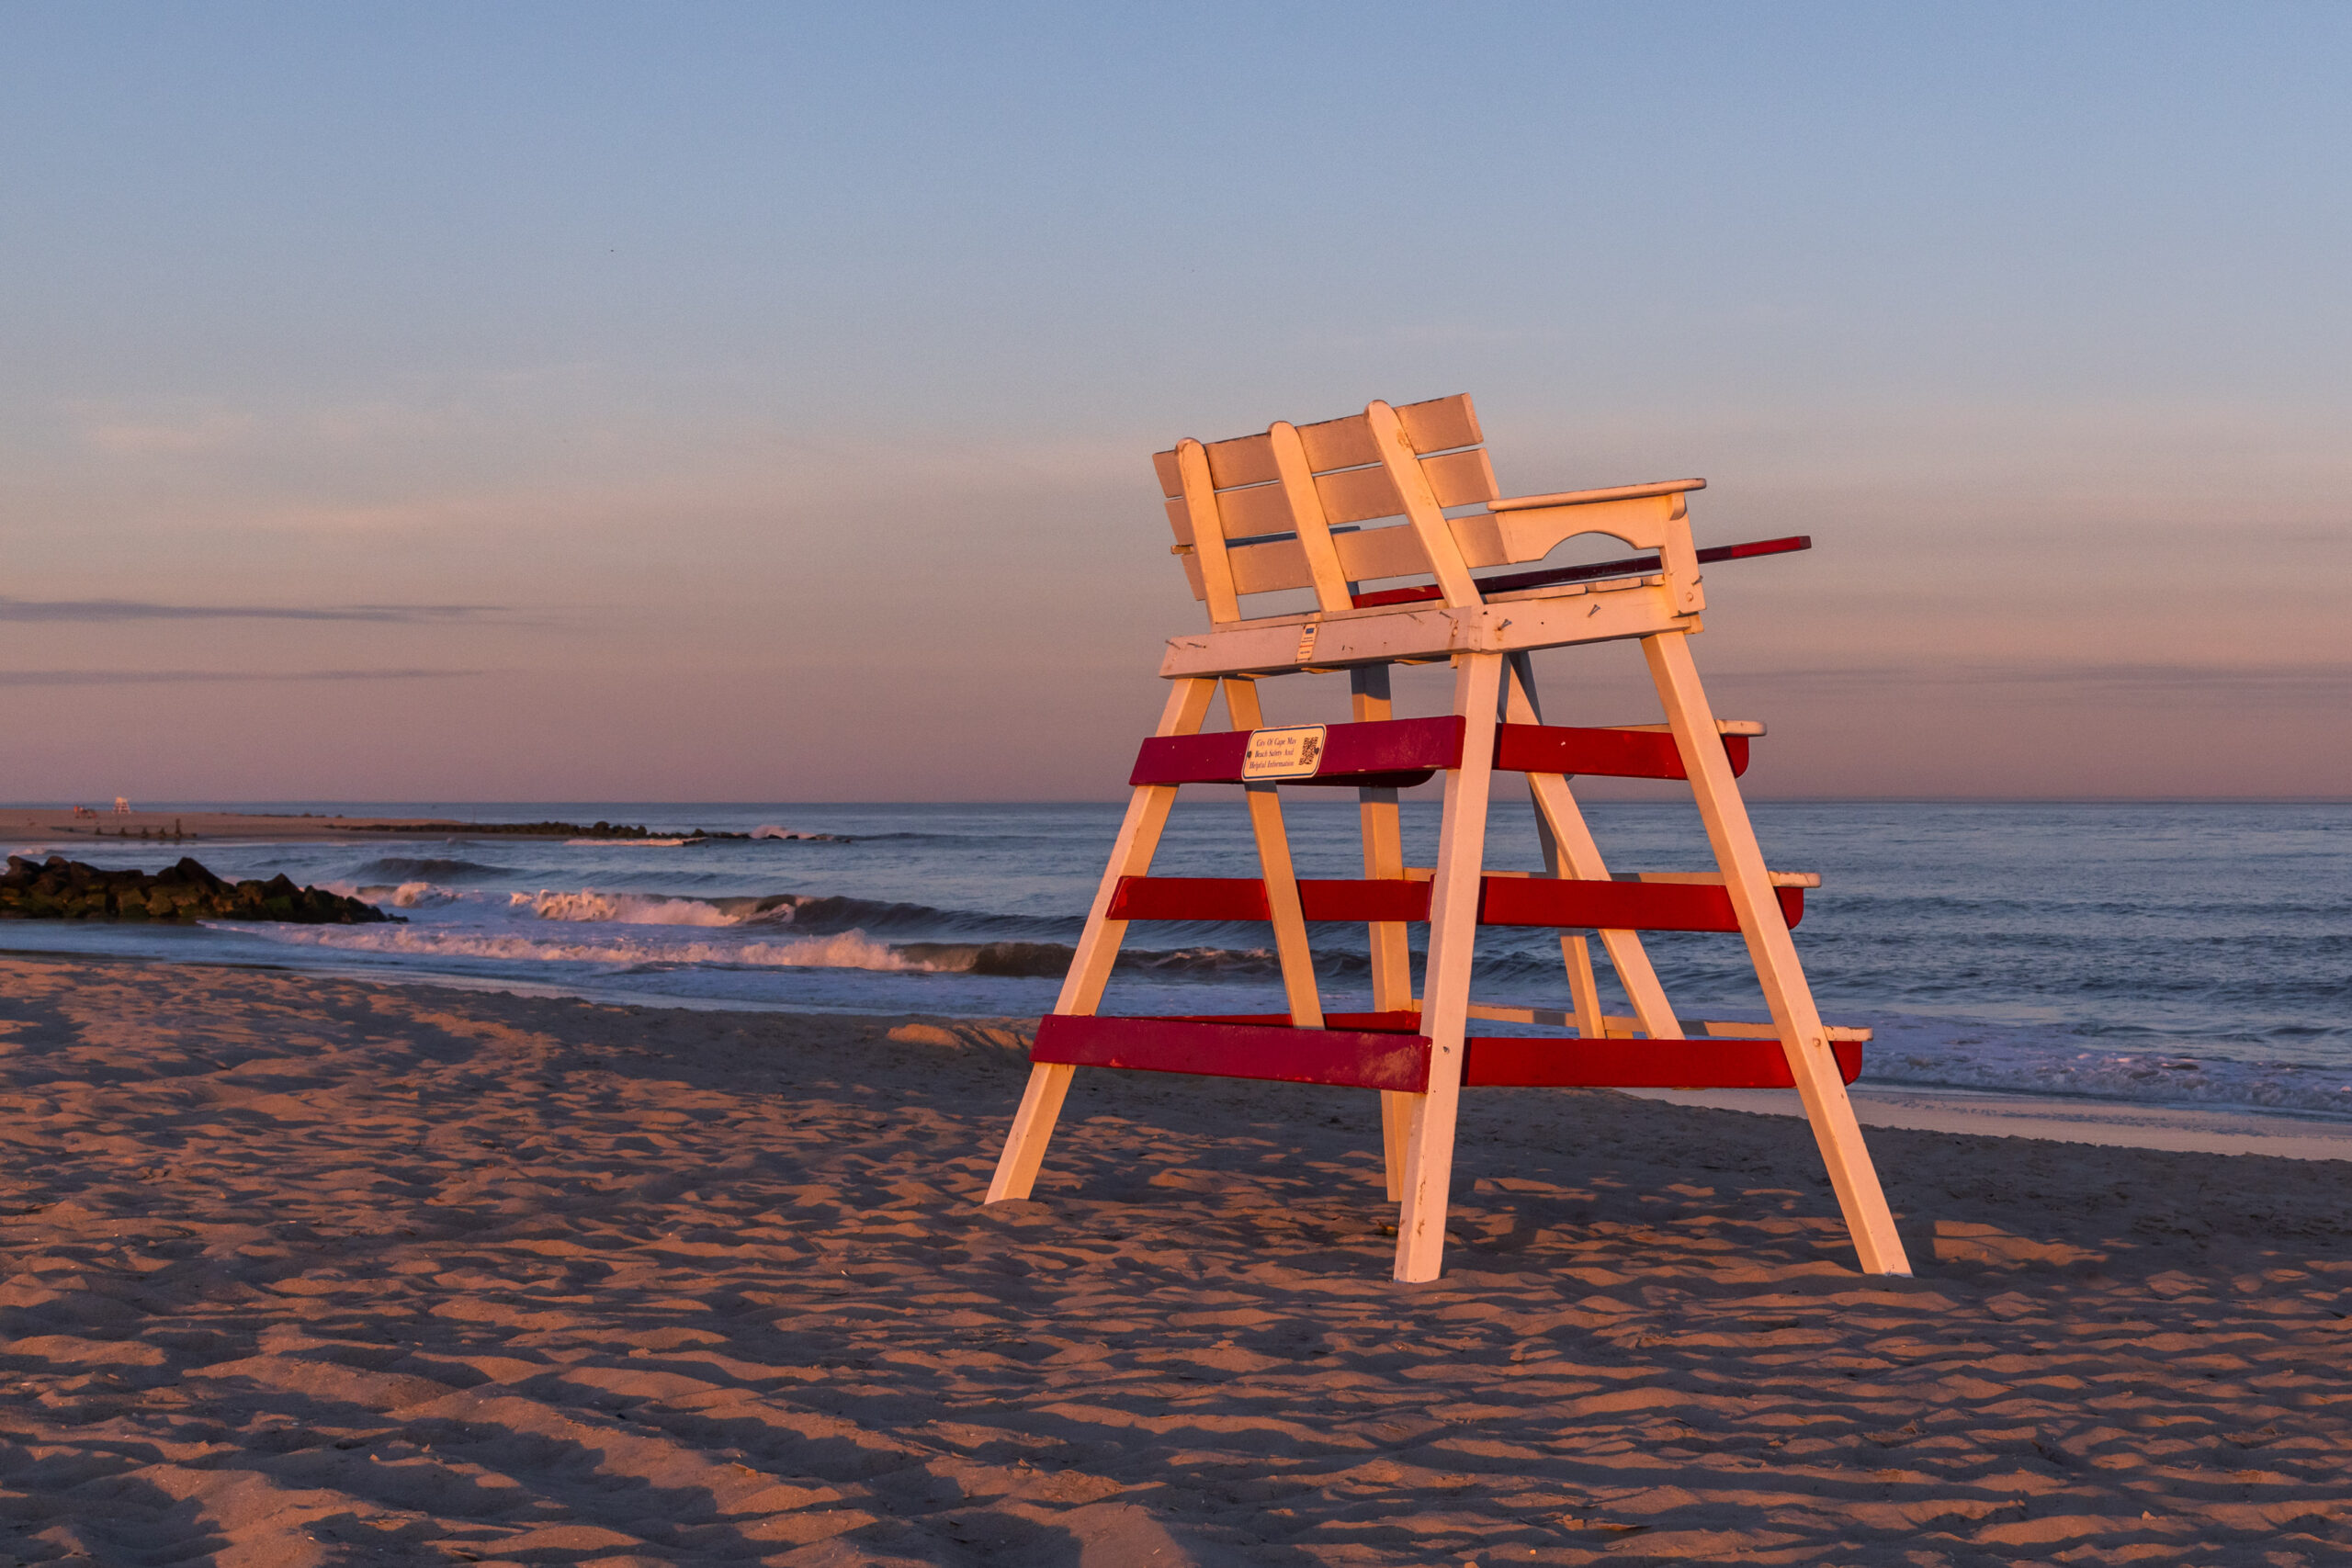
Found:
[0,808,819,843]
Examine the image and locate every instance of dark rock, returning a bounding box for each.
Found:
[0,855,399,925]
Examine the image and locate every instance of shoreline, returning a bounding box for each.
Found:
[14,942,2346,1160]
[7,942,2344,1159]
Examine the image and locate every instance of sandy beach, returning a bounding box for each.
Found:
[3,953,2349,1565]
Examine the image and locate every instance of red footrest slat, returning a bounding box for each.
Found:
[1463,1035,1861,1089]
[1032,1016,1861,1092]
[1032,1015,1433,1092]
[1105,875,1801,931]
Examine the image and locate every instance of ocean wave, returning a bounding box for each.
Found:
[514,889,738,927]
[741,892,1080,942]
[356,857,514,880]
[321,880,463,909]
[222,923,928,972]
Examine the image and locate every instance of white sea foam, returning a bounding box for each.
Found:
[226,922,924,971]
[512,889,738,926]
[323,880,463,908]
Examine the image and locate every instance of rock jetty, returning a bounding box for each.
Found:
[347,819,853,843]
[0,856,397,924]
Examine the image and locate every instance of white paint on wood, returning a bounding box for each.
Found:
[1488,478,1706,511]
[1503,652,1680,1041]
[1351,663,1414,1203]
[1224,678,1325,1032]
[1175,439,1241,625]
[1394,651,1503,1282]
[986,677,1217,1204]
[1269,421,1355,613]
[1159,581,1695,678]
[1644,629,1911,1276]
[1366,400,1481,609]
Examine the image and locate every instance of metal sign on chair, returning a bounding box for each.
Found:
[985,395,1910,1283]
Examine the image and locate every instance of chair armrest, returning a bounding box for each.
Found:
[1487,478,1706,513]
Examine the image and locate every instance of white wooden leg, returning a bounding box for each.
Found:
[1394,652,1502,1282]
[1223,679,1323,1029]
[1351,664,1413,1201]
[988,1064,1076,1204]
[1501,654,1682,1040]
[1643,631,1912,1277]
[985,677,1216,1204]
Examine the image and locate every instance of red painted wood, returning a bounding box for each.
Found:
[1108,876,1268,921]
[1108,876,1432,923]
[1301,881,1431,922]
[1031,1015,1432,1092]
[1493,723,1749,780]
[1034,1016,1859,1091]
[1461,1035,1861,1089]
[1478,878,1802,931]
[1110,875,1801,931]
[1128,716,1464,788]
[1351,535,1813,609]
[1130,717,1749,789]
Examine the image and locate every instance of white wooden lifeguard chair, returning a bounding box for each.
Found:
[985,395,1910,1283]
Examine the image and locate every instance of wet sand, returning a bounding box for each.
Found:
[3,953,2348,1564]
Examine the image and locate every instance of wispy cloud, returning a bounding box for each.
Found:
[0,599,503,625]
[0,670,485,686]
[1709,662,2352,699]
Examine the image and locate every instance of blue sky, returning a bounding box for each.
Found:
[2,3,2346,798]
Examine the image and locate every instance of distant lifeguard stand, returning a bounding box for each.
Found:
[984,396,1909,1282]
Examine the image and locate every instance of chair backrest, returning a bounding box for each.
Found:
[1153,395,1498,623]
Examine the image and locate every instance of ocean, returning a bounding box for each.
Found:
[6,799,2348,1120]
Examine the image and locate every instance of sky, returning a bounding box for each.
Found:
[2,2,2346,801]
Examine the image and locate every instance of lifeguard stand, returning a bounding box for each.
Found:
[985,395,1910,1283]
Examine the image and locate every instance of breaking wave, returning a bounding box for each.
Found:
[321,880,462,908]
[514,890,740,926]
[232,924,929,972]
